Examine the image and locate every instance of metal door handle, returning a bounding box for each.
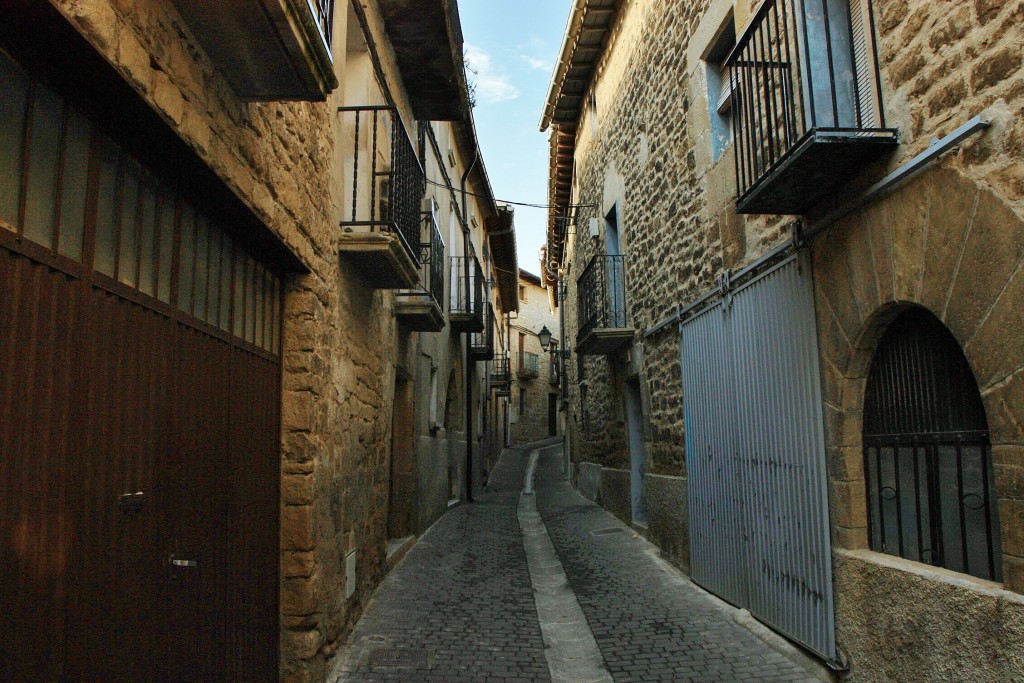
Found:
[170,558,197,568]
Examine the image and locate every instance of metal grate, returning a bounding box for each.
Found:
[367,648,430,669]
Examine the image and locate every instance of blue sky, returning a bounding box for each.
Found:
[458,1,571,277]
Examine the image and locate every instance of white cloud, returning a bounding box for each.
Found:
[465,43,520,104]
[520,55,552,72]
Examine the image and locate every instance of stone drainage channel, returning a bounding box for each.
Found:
[518,446,614,683]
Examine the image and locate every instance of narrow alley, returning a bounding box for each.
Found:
[332,442,821,683]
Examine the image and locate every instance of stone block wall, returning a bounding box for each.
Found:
[51,2,410,681]
[557,0,1024,677]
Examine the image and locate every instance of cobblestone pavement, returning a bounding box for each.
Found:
[534,447,818,683]
[330,444,551,682]
[332,441,822,682]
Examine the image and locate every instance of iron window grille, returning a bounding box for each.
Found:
[863,309,1003,582]
[725,0,897,213]
[396,211,445,310]
[577,254,628,343]
[338,106,425,263]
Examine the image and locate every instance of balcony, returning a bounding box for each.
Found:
[549,351,561,384]
[469,305,495,360]
[171,0,337,100]
[577,254,633,355]
[395,213,445,331]
[338,107,425,289]
[449,255,485,332]
[726,0,898,215]
[490,357,511,387]
[518,351,539,380]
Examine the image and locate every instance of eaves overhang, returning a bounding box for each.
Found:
[487,206,519,314]
[378,0,471,120]
[539,0,622,131]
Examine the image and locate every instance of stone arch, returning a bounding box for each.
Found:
[811,162,1024,589]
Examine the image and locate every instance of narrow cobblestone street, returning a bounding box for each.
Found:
[332,442,822,682]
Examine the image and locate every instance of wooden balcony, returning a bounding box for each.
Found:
[171,0,337,100]
[726,0,897,215]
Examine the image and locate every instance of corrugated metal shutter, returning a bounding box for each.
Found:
[680,254,836,662]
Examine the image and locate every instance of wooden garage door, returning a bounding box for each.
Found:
[0,49,281,681]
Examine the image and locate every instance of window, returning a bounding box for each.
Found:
[519,284,527,302]
[703,17,736,163]
[863,309,1003,582]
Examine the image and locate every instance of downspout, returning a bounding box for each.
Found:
[558,274,570,476]
[505,312,512,447]
[462,144,481,503]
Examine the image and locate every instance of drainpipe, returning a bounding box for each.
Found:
[558,273,570,477]
[461,142,480,503]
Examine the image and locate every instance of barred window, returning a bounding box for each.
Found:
[863,309,1002,582]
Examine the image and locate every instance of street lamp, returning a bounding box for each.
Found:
[538,325,552,352]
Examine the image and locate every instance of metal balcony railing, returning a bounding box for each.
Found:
[491,357,511,386]
[725,0,896,213]
[450,255,485,329]
[397,212,445,310]
[577,254,628,342]
[518,351,539,379]
[307,0,335,52]
[470,304,495,360]
[338,106,425,262]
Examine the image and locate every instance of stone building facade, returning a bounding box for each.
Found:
[0,1,514,681]
[509,268,561,445]
[543,0,1024,678]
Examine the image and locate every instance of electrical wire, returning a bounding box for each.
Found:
[423,176,595,211]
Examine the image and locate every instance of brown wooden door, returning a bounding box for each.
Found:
[1,244,282,681]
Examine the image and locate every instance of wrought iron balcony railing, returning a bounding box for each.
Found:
[307,0,335,52]
[490,357,511,387]
[338,106,425,262]
[470,304,495,360]
[518,351,539,379]
[578,254,628,341]
[449,255,485,332]
[725,0,897,214]
[395,212,445,330]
